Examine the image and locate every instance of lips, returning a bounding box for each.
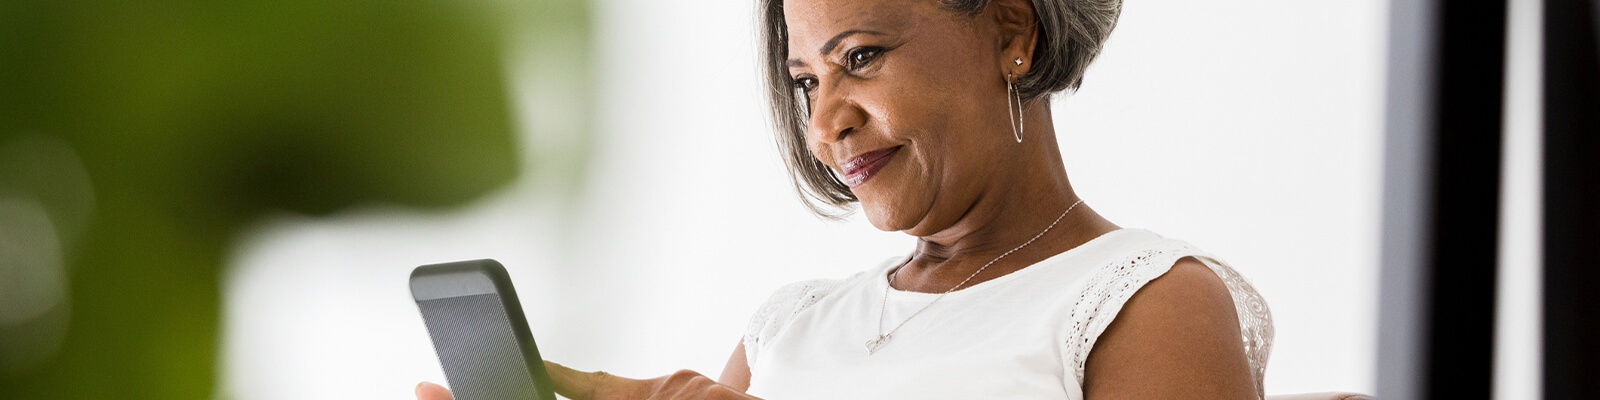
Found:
[841,146,901,188]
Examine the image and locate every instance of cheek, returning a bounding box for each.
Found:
[868,83,990,177]
[857,59,996,173]
[805,139,829,166]
[875,63,995,143]
[849,41,1005,227]
[867,81,1000,216]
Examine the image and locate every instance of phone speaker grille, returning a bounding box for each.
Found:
[418,294,541,400]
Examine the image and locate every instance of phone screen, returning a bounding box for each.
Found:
[412,260,556,400]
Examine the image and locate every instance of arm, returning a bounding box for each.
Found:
[718,341,752,391]
[416,342,757,400]
[1082,257,1257,400]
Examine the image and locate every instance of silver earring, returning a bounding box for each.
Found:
[1014,58,1023,66]
[1006,73,1024,143]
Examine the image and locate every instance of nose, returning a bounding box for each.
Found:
[806,83,867,146]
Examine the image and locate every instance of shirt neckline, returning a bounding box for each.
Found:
[879,228,1143,301]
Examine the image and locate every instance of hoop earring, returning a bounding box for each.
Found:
[1006,73,1025,143]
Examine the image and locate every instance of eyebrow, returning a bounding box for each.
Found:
[786,29,887,68]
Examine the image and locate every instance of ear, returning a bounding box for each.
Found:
[991,0,1040,77]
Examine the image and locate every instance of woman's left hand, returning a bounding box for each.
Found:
[415,360,761,400]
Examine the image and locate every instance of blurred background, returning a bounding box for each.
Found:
[0,0,1438,398]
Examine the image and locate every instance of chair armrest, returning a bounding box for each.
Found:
[1266,392,1374,400]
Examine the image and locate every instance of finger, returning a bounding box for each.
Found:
[415,382,453,400]
[544,360,598,399]
[707,385,754,400]
[544,360,644,400]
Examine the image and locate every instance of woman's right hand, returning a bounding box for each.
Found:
[415,360,759,400]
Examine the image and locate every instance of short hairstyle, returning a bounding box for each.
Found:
[758,0,1123,218]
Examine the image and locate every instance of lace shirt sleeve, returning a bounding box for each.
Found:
[742,278,841,375]
[1061,241,1275,398]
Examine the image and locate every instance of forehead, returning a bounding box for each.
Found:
[783,0,928,52]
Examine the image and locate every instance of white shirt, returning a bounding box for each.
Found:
[742,229,1274,400]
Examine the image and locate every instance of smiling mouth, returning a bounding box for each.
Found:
[841,146,901,188]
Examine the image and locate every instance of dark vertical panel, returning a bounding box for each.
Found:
[1379,0,1505,398]
[1426,1,1506,398]
[1543,0,1600,399]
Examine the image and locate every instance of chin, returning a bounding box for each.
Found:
[854,168,937,233]
[859,200,923,233]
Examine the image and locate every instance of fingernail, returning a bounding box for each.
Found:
[416,382,427,397]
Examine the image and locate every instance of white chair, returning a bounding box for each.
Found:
[1267,392,1374,400]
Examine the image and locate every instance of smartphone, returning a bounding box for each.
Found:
[411,259,557,400]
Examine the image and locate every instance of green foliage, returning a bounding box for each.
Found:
[0,0,590,397]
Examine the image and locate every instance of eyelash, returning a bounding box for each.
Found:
[793,77,818,94]
[791,46,887,96]
[844,46,884,70]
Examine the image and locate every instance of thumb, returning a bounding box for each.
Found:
[415,381,453,400]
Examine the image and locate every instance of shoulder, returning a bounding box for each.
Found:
[1080,256,1256,399]
[1060,232,1271,399]
[1105,257,1239,343]
[740,277,836,374]
[746,259,885,327]
[749,277,843,328]
[741,257,896,368]
[1138,257,1236,313]
[743,277,841,343]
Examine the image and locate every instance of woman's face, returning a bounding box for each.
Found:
[785,0,1021,234]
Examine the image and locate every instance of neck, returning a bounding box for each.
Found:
[893,109,1120,292]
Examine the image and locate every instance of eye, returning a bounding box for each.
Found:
[844,47,883,70]
[792,76,819,95]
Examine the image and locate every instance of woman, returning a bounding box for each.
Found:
[418,0,1273,398]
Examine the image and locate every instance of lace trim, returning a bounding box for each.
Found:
[1064,241,1275,398]
[742,241,1275,397]
[742,278,843,372]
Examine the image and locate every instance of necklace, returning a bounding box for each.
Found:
[865,199,1084,355]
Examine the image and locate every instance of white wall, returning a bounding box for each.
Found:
[1059,0,1386,393]
[219,0,1387,398]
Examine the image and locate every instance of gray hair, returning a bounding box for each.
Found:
[759,0,1123,218]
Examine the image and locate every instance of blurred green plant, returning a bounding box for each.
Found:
[0,0,590,398]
